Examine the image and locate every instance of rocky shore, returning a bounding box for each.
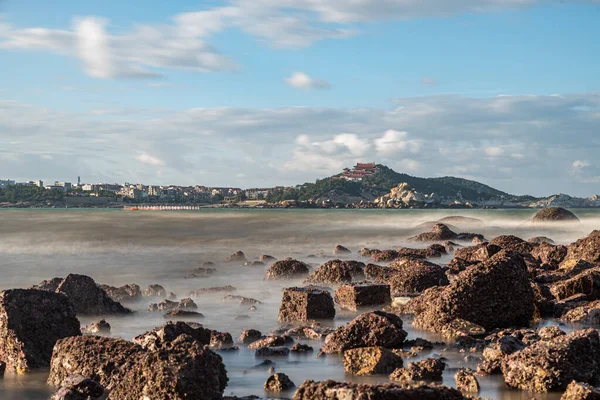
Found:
[1,207,600,399]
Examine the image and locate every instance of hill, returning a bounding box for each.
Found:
[267,164,518,203]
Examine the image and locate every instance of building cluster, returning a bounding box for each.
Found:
[0,177,287,203]
[333,162,380,182]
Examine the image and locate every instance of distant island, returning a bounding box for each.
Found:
[1,163,599,209]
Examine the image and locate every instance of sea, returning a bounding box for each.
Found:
[1,208,599,399]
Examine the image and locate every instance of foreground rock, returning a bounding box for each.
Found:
[334,282,391,311]
[532,207,580,223]
[390,358,445,382]
[550,268,600,301]
[563,231,600,264]
[292,380,467,400]
[0,289,80,372]
[561,381,600,400]
[455,369,479,393]
[304,260,363,284]
[264,373,295,392]
[321,311,407,354]
[502,328,600,392]
[561,300,600,324]
[56,274,131,315]
[278,287,335,323]
[50,374,104,400]
[387,258,449,296]
[412,250,534,333]
[343,347,403,375]
[265,259,311,280]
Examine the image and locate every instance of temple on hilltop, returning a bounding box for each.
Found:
[335,162,380,182]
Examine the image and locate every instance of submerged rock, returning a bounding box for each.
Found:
[304,260,357,284]
[56,274,131,315]
[223,295,262,305]
[454,369,480,393]
[164,310,204,319]
[191,285,236,296]
[334,282,391,311]
[142,284,167,298]
[278,287,335,323]
[390,358,445,382]
[532,207,579,223]
[333,245,351,255]
[321,311,407,354]
[99,284,142,303]
[342,346,403,375]
[82,319,111,335]
[265,259,311,280]
[0,289,80,373]
[226,251,247,262]
[264,373,295,392]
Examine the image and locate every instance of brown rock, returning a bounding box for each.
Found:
[321,311,407,354]
[238,329,263,345]
[259,255,276,262]
[455,368,479,393]
[265,259,311,280]
[82,319,111,335]
[334,282,391,311]
[50,374,104,400]
[561,300,600,324]
[255,346,290,357]
[99,283,142,303]
[551,268,600,301]
[148,299,177,312]
[226,251,246,262]
[210,331,234,349]
[0,289,80,373]
[133,321,211,352]
[531,242,568,267]
[304,260,356,284]
[333,245,351,255]
[561,381,600,400]
[177,297,198,310]
[342,346,403,375]
[387,258,449,296]
[532,207,580,223]
[264,373,295,392]
[164,310,204,319]
[56,274,130,315]
[409,223,458,242]
[248,336,286,350]
[32,277,63,292]
[390,358,445,382]
[191,285,236,296]
[564,231,600,264]
[142,284,167,298]
[290,343,313,353]
[278,287,335,323]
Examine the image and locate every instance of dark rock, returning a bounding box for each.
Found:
[290,343,313,353]
[454,368,479,393]
[265,259,311,280]
[343,346,403,375]
[187,267,217,278]
[255,347,290,357]
[292,380,467,400]
[551,267,600,301]
[133,321,212,351]
[33,277,63,292]
[370,249,402,262]
[248,336,286,350]
[49,374,104,400]
[304,260,356,284]
[561,300,600,324]
[226,251,247,262]
[238,329,263,345]
[561,381,600,400]
[564,231,600,265]
[478,335,525,374]
[99,284,141,303]
[453,243,502,264]
[191,285,236,296]
[390,358,445,382]
[278,287,335,323]
[56,274,130,315]
[210,331,234,349]
[502,328,600,392]
[412,250,535,332]
[333,245,351,255]
[334,282,391,311]
[321,311,407,354]
[82,319,111,335]
[531,242,568,267]
[142,284,167,298]
[387,258,449,296]
[409,223,458,242]
[532,207,580,223]
[0,289,80,372]
[148,299,177,312]
[264,373,295,392]
[529,236,556,245]
[223,295,262,305]
[164,310,204,319]
[488,235,533,253]
[259,255,276,262]
[177,297,198,310]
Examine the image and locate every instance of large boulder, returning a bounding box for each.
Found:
[532,207,580,223]
[550,268,600,301]
[409,223,457,242]
[334,282,391,311]
[292,380,467,400]
[56,274,131,315]
[390,358,445,382]
[320,311,407,354]
[342,347,403,375]
[0,289,80,373]
[412,250,535,332]
[386,258,449,296]
[265,259,310,280]
[501,328,600,392]
[278,287,335,323]
[563,231,600,264]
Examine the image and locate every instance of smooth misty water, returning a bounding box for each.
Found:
[0,208,599,399]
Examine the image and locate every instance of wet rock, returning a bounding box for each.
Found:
[532,207,580,223]
[82,319,111,335]
[343,346,403,375]
[133,321,211,351]
[177,297,198,310]
[538,325,566,341]
[386,258,449,296]
[550,267,600,301]
[370,250,401,262]
[561,300,600,324]
[290,343,313,353]
[530,236,556,245]
[412,250,535,332]
[226,251,247,262]
[148,299,177,312]
[478,335,525,374]
[223,295,262,305]
[55,274,130,315]
[291,380,467,400]
[409,223,458,242]
[48,336,144,391]
[334,282,391,311]
[502,328,600,392]
[488,235,533,253]
[259,255,276,262]
[164,310,204,319]
[191,285,237,296]
[390,358,445,382]
[304,260,354,284]
[278,287,335,323]
[454,368,479,393]
[561,381,600,400]
[265,259,311,280]
[210,331,234,350]
[255,347,290,357]
[33,277,63,292]
[563,231,600,264]
[109,334,228,400]
[99,283,142,303]
[453,243,502,264]
[264,373,295,392]
[238,329,263,345]
[248,336,286,350]
[142,284,167,298]
[531,242,568,268]
[333,245,351,255]
[50,374,104,400]
[396,244,447,259]
[321,311,407,354]
[0,289,80,373]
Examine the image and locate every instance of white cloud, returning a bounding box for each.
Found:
[135,153,165,166]
[75,18,112,79]
[573,160,590,169]
[285,72,330,90]
[484,146,504,157]
[375,130,422,156]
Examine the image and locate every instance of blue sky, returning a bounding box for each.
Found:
[0,0,599,196]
